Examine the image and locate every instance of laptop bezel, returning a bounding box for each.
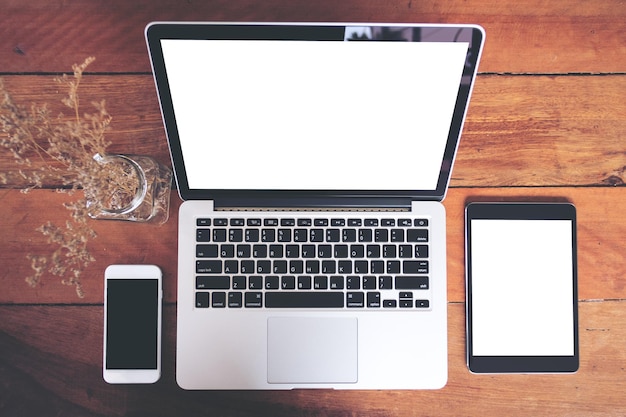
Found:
[146,22,484,208]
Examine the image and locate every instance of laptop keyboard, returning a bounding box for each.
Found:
[194,215,431,309]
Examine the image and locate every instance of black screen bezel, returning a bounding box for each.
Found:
[465,202,579,373]
[146,22,484,208]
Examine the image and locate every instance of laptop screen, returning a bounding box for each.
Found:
[147,24,484,205]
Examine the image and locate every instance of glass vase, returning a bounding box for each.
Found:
[86,153,172,224]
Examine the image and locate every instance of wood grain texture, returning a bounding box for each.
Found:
[2,74,625,188]
[1,0,625,74]
[1,302,624,416]
[1,0,625,414]
[1,186,624,304]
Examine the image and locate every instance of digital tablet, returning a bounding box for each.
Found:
[465,202,579,373]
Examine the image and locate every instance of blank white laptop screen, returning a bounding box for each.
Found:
[160,39,468,191]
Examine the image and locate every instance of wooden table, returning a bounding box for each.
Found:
[1,1,625,415]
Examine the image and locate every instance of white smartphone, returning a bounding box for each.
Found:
[103,264,162,384]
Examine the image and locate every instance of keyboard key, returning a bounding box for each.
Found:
[197,218,211,226]
[386,260,400,274]
[268,245,283,258]
[414,219,429,227]
[348,219,362,227]
[330,276,344,289]
[281,275,296,289]
[214,218,228,226]
[212,292,226,308]
[382,219,395,226]
[326,229,340,242]
[379,276,392,289]
[281,218,295,226]
[245,229,259,242]
[371,260,384,274]
[416,300,430,308]
[224,260,238,273]
[404,260,429,274]
[317,245,332,258]
[383,245,396,258]
[256,260,271,274]
[266,292,344,308]
[310,229,324,242]
[230,218,245,226]
[367,292,381,307]
[314,276,328,289]
[314,218,329,226]
[196,260,222,274]
[249,276,262,289]
[346,276,360,290]
[298,218,312,226]
[305,260,319,274]
[240,260,254,274]
[298,275,312,289]
[383,299,397,308]
[350,244,364,258]
[342,229,357,242]
[196,292,210,308]
[375,229,388,242]
[359,229,373,242]
[337,260,352,274]
[395,276,429,290]
[247,218,262,226]
[196,244,218,258]
[278,229,292,242]
[261,229,276,242]
[220,244,234,258]
[265,276,279,290]
[362,276,376,290]
[228,292,242,308]
[321,260,336,274]
[354,261,368,274]
[289,260,304,274]
[196,229,211,242]
[245,292,263,307]
[415,245,429,258]
[391,229,404,242]
[213,229,227,242]
[407,229,429,242]
[347,292,365,307]
[232,276,246,290]
[331,219,345,226]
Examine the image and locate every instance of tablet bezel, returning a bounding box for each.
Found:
[465,202,579,373]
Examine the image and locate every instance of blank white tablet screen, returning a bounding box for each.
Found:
[470,219,574,356]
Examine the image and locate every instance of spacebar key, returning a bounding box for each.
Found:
[265,292,344,308]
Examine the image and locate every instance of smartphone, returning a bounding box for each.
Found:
[465,202,578,373]
[103,264,162,384]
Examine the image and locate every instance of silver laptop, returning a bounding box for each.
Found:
[146,22,484,390]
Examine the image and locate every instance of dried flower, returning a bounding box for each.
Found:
[0,57,129,298]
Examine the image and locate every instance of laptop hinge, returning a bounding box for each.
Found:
[210,197,416,211]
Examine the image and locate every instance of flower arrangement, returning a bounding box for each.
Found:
[0,57,134,297]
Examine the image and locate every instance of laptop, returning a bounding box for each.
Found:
[145,22,484,390]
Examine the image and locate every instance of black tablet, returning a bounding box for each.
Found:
[465,202,579,373]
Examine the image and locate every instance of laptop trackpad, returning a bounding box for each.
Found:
[267,317,358,384]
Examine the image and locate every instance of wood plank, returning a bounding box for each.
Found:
[2,75,626,188]
[1,302,624,415]
[1,0,625,74]
[1,187,624,304]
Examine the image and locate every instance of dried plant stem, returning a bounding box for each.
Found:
[0,57,125,298]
